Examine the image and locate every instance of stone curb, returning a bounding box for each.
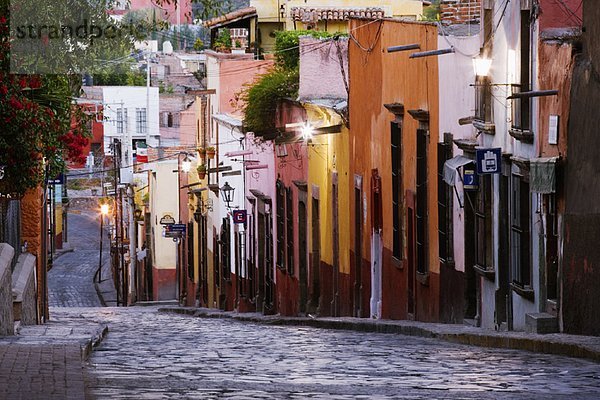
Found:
[81,324,109,361]
[159,307,600,363]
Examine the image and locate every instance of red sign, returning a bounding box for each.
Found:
[232,210,247,224]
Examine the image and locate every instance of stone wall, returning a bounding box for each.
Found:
[0,243,15,336]
[12,253,37,325]
[20,187,45,320]
[440,0,481,25]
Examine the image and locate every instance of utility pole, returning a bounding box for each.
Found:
[113,138,122,306]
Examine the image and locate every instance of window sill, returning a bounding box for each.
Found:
[510,282,535,301]
[473,264,495,281]
[508,128,534,143]
[473,119,496,135]
[440,260,456,270]
[392,256,404,270]
[416,271,429,286]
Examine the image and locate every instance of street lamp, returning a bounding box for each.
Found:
[473,55,492,77]
[181,154,192,173]
[98,203,110,283]
[176,152,193,305]
[301,123,314,141]
[220,181,235,209]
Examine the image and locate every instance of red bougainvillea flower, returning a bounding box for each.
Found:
[9,96,24,110]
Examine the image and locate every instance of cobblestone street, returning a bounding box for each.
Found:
[47,307,597,400]
[48,211,109,308]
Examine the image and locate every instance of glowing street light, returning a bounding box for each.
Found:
[181,154,192,173]
[473,56,492,77]
[100,203,110,216]
[301,123,314,141]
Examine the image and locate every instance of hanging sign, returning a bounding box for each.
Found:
[476,148,502,175]
[159,214,176,225]
[232,209,247,224]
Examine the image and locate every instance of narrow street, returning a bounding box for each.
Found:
[48,211,110,308]
[45,208,600,399]
[48,307,599,400]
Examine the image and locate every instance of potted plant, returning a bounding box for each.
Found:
[206,146,216,159]
[197,164,207,179]
[197,147,206,158]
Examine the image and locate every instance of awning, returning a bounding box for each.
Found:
[443,155,474,186]
[530,156,559,194]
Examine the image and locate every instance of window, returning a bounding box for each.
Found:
[286,187,294,275]
[475,75,492,123]
[474,3,493,124]
[276,181,285,269]
[391,122,402,260]
[475,174,493,270]
[136,108,147,134]
[511,173,531,287]
[187,221,194,281]
[437,138,454,265]
[416,129,428,274]
[117,108,124,134]
[221,217,231,281]
[511,8,531,131]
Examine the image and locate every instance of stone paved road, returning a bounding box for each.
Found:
[48,212,107,308]
[68,307,600,399]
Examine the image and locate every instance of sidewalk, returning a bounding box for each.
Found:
[0,311,108,400]
[93,244,118,308]
[160,307,600,363]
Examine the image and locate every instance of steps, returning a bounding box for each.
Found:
[526,312,558,334]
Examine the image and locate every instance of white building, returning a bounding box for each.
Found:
[82,85,160,158]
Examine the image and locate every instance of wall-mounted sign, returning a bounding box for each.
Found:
[167,223,187,233]
[549,115,559,145]
[232,209,247,224]
[476,148,502,175]
[463,169,479,191]
[159,214,176,225]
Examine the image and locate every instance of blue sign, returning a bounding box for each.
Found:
[232,210,247,224]
[167,223,187,233]
[476,148,502,175]
[48,173,64,185]
[463,168,479,191]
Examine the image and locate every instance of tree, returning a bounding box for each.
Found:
[423,0,441,21]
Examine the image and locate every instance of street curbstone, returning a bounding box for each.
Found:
[158,306,600,362]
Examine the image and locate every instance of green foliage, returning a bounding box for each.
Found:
[93,70,146,86]
[274,30,343,70]
[423,0,441,21]
[193,38,205,51]
[239,30,344,137]
[213,28,232,50]
[241,69,299,137]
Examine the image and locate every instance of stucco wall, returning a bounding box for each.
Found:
[0,244,15,336]
[349,18,441,321]
[299,37,348,101]
[219,59,274,116]
[562,0,600,335]
[538,0,582,31]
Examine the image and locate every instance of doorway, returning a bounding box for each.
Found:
[298,200,308,314]
[354,181,363,317]
[309,195,321,315]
